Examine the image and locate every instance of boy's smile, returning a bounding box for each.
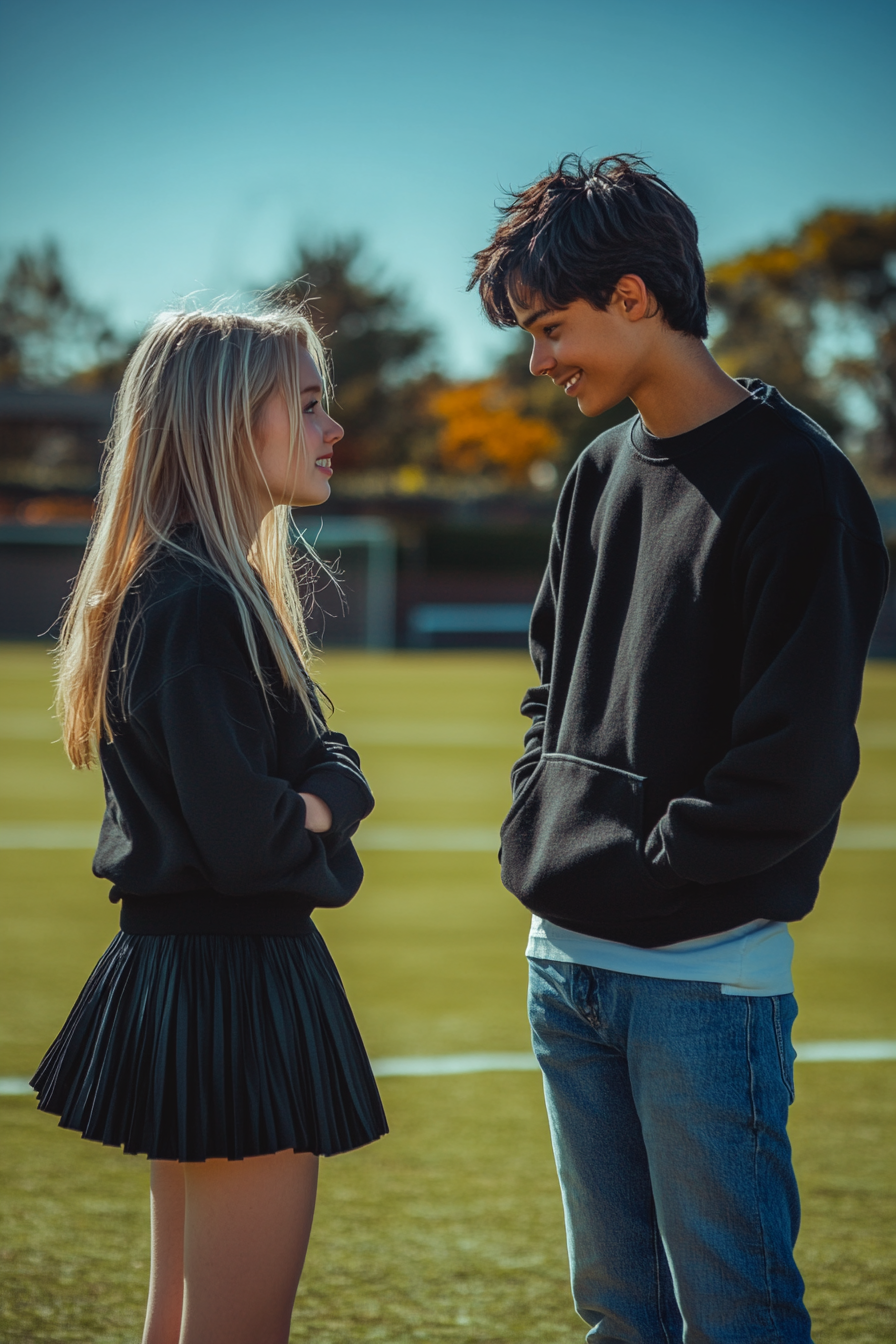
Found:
[509,281,654,419]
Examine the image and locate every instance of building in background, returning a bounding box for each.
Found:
[2,387,894,655]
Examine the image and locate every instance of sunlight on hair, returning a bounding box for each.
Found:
[56,303,333,767]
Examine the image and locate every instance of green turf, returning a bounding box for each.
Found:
[0,646,894,1342]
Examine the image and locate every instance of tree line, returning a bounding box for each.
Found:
[1,210,894,490]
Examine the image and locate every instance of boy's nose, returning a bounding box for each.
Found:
[529,342,555,378]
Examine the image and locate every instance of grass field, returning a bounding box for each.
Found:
[0,645,894,1343]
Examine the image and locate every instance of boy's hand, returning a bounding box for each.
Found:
[298,792,333,833]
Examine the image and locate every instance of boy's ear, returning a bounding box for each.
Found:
[613,274,655,321]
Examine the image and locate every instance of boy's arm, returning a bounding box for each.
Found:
[644,516,889,888]
[511,539,559,798]
[512,684,548,797]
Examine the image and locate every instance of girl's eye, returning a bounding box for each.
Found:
[303,398,319,414]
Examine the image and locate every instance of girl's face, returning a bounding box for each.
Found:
[254,349,343,512]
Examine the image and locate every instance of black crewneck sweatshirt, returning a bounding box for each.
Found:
[94,537,374,935]
[500,380,889,947]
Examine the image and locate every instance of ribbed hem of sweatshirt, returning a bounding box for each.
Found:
[117,890,316,935]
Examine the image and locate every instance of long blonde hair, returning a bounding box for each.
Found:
[56,305,330,768]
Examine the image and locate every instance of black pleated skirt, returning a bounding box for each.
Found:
[30,922,387,1162]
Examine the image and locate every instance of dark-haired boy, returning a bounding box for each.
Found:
[470,156,888,1343]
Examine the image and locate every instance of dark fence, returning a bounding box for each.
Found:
[0,525,90,640]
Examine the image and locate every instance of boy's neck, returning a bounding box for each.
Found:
[630,336,750,439]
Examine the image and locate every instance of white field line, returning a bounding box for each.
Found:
[0,822,503,852]
[2,821,895,851]
[859,721,896,749]
[356,825,498,852]
[336,720,523,748]
[0,1078,36,1095]
[389,1042,896,1068]
[373,1052,540,1077]
[794,1040,896,1062]
[0,711,61,740]
[357,823,896,853]
[0,822,101,849]
[831,823,896,849]
[3,1040,895,1095]
[0,716,524,748]
[4,716,896,749]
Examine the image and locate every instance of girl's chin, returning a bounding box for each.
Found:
[293,483,331,508]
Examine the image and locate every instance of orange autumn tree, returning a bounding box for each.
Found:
[430,378,559,482]
[708,206,896,478]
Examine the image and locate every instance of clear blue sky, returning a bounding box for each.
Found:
[2,0,894,375]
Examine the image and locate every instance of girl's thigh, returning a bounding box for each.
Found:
[180,1149,319,1344]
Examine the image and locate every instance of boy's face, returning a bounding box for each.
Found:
[509,279,656,418]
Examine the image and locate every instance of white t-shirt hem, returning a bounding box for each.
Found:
[526,916,795,997]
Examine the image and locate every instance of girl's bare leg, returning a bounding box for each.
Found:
[180,1149,319,1344]
[142,1160,186,1344]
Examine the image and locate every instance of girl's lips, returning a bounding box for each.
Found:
[315,458,333,476]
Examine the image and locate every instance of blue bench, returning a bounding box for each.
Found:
[408,603,532,647]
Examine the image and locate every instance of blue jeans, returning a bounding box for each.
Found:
[528,958,812,1344]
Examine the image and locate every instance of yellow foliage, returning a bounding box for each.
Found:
[430,380,559,480]
[395,463,426,494]
[709,208,896,290]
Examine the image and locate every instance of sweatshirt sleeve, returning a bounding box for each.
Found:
[644,515,889,888]
[511,536,560,797]
[298,730,375,837]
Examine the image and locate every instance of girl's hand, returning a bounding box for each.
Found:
[298,792,333,833]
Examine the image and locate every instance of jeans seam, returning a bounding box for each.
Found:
[747,997,778,1338]
[771,996,796,1104]
[650,1204,674,1344]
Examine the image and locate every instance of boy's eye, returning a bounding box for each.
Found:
[543,324,560,338]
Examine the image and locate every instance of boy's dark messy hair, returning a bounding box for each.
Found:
[469,154,708,339]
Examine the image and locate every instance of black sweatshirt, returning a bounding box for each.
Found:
[500,380,889,948]
[94,536,374,935]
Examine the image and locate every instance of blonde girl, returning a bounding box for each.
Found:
[31,307,386,1344]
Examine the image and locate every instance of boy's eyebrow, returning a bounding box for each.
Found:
[520,307,551,329]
